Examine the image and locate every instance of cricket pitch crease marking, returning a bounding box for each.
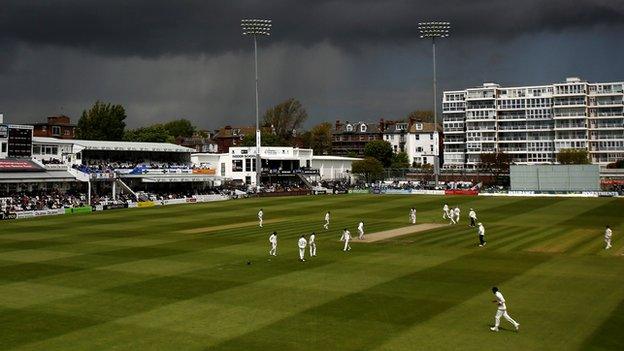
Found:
[179,218,285,234]
[355,223,448,243]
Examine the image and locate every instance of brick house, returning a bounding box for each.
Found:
[32,115,76,139]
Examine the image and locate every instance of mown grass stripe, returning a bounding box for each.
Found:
[205,251,550,351]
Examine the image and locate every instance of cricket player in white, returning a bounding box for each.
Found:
[453,206,461,224]
[469,208,477,227]
[258,208,264,228]
[478,222,486,247]
[269,231,278,256]
[324,211,331,230]
[409,208,417,224]
[309,232,317,257]
[490,287,520,332]
[357,221,365,240]
[340,228,352,251]
[604,225,613,250]
[298,235,307,262]
[443,204,449,219]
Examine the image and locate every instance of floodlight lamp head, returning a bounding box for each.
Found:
[241,19,273,36]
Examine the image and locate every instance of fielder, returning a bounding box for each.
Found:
[443,203,449,219]
[258,208,264,228]
[605,225,613,250]
[269,231,278,256]
[357,221,365,240]
[478,222,486,247]
[309,232,317,257]
[324,211,331,230]
[298,234,307,262]
[340,228,352,251]
[453,206,461,224]
[490,287,520,332]
[409,207,417,224]
[469,208,477,227]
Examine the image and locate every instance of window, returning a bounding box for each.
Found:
[360,124,367,132]
[346,124,353,132]
[232,160,243,172]
[415,123,423,130]
[64,130,70,136]
[416,147,423,152]
[415,134,420,140]
[1,143,5,153]
[430,133,434,140]
[52,126,61,135]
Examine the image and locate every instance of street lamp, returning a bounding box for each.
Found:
[419,21,450,187]
[241,18,272,191]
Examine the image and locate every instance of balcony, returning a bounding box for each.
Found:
[466,92,495,100]
[555,124,587,130]
[589,124,624,130]
[553,112,587,119]
[466,127,496,131]
[498,138,528,142]
[589,101,623,107]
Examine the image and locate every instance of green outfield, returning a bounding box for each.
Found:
[0,194,623,350]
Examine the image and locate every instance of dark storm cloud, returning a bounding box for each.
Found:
[0,0,622,57]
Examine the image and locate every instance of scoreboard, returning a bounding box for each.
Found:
[1,125,33,158]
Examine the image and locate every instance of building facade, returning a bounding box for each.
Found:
[442,77,624,169]
[192,146,360,186]
[383,121,440,166]
[32,115,76,139]
[331,120,383,156]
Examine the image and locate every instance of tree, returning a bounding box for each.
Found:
[478,152,511,181]
[557,148,590,165]
[391,151,410,169]
[262,98,308,140]
[364,140,393,167]
[241,133,286,147]
[406,110,435,124]
[164,119,195,138]
[352,157,385,183]
[76,101,127,140]
[306,122,332,155]
[123,124,174,143]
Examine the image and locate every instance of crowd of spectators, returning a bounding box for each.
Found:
[0,190,87,213]
[74,160,210,174]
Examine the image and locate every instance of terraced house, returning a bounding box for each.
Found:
[442,77,624,169]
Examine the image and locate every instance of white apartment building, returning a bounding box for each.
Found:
[442,77,624,169]
[383,121,440,166]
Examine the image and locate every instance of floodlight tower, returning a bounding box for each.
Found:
[241,19,272,191]
[419,21,450,187]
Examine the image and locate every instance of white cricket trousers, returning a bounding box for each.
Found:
[259,218,263,227]
[309,243,316,256]
[410,215,416,224]
[299,248,305,260]
[343,239,351,251]
[358,229,364,239]
[443,211,447,219]
[269,244,277,256]
[324,220,329,230]
[605,237,612,249]
[494,309,519,328]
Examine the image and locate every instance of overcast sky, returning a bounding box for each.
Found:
[1,0,623,129]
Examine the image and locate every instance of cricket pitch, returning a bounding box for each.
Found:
[356,223,447,243]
